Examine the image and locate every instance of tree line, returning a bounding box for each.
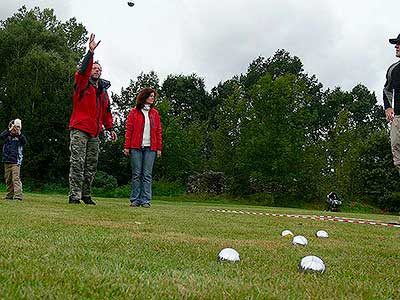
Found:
[1,7,399,211]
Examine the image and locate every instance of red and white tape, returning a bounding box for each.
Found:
[209,209,400,228]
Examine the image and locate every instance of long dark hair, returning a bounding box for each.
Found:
[136,88,157,109]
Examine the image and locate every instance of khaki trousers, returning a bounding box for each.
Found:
[4,163,23,199]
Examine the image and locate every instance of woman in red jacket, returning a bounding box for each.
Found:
[124,88,162,208]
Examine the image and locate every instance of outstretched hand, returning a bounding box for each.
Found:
[89,33,101,53]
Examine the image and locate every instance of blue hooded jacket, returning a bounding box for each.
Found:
[0,130,27,166]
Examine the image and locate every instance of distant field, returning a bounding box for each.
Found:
[0,193,398,299]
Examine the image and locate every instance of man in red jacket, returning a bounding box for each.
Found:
[68,33,117,205]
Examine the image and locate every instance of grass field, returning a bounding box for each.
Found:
[0,193,399,299]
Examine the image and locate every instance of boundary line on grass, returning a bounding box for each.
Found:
[209,209,400,228]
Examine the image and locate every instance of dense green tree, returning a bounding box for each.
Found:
[235,74,313,197]
[241,49,304,89]
[0,6,87,184]
[161,74,214,123]
[210,80,246,182]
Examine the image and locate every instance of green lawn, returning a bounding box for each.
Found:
[0,193,399,299]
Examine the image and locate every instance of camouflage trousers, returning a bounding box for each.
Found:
[391,116,400,169]
[4,163,23,199]
[69,129,99,201]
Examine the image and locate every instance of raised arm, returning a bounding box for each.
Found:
[75,34,101,87]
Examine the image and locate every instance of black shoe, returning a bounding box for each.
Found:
[3,196,14,200]
[142,203,151,208]
[69,196,81,204]
[130,201,140,207]
[82,196,96,205]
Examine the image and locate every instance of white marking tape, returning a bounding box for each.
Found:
[209,209,400,228]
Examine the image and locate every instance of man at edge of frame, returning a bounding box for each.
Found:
[384,33,400,174]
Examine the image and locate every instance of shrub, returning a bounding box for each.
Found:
[93,171,118,191]
[41,183,68,194]
[378,192,400,213]
[187,171,225,194]
[153,181,185,196]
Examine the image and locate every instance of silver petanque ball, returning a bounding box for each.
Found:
[316,230,329,238]
[281,229,294,238]
[299,255,326,273]
[292,235,308,246]
[217,248,240,262]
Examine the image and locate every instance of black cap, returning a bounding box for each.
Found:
[389,33,400,44]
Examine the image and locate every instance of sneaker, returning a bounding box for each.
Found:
[130,201,140,207]
[142,203,151,208]
[68,196,81,204]
[3,196,13,200]
[82,196,96,205]
[14,197,23,201]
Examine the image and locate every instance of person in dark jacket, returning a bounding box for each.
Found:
[124,88,162,208]
[68,33,117,205]
[0,119,27,200]
[384,33,400,172]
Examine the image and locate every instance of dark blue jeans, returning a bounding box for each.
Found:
[130,147,156,205]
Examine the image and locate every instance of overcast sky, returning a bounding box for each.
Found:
[1,0,399,104]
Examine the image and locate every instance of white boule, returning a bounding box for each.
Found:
[292,235,308,246]
[316,230,329,238]
[217,248,240,262]
[281,230,294,238]
[299,255,325,273]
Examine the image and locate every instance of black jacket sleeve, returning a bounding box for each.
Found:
[383,68,393,110]
[0,130,10,140]
[78,51,94,75]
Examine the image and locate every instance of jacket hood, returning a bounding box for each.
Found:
[99,79,111,90]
